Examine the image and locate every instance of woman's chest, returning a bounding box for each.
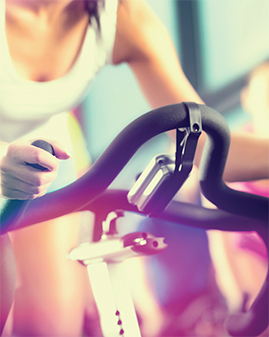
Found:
[5,8,89,82]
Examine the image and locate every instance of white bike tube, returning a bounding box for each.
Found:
[87,262,141,337]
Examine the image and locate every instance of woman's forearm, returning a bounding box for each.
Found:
[225,132,269,182]
[196,132,269,182]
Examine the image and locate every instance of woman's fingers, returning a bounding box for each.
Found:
[1,161,58,186]
[1,173,52,196]
[1,185,47,200]
[46,140,71,160]
[8,143,59,172]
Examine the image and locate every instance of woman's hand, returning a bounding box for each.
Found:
[0,139,70,200]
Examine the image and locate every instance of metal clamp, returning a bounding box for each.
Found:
[128,102,202,214]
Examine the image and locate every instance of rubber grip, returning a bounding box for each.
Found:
[27,140,55,170]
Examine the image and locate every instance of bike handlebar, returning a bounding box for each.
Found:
[2,103,267,228]
[1,102,268,336]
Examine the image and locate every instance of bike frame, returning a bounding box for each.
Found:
[1,102,268,337]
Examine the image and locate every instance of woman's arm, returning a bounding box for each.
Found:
[113,0,203,107]
[113,0,269,182]
[222,132,269,182]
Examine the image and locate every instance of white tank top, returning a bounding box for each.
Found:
[0,0,118,148]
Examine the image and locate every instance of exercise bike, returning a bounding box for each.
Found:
[1,102,268,337]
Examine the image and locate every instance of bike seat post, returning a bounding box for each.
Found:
[87,211,142,337]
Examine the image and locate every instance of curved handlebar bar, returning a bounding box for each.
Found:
[1,102,268,336]
[2,103,267,228]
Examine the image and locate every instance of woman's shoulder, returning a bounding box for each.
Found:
[112,0,169,64]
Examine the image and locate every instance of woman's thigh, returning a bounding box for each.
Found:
[9,155,91,336]
[10,213,91,337]
[0,234,16,335]
[9,114,92,336]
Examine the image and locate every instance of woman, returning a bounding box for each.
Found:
[0,0,268,336]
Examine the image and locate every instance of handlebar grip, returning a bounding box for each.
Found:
[27,140,55,171]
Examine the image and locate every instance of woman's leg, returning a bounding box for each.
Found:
[10,213,91,337]
[0,234,16,335]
